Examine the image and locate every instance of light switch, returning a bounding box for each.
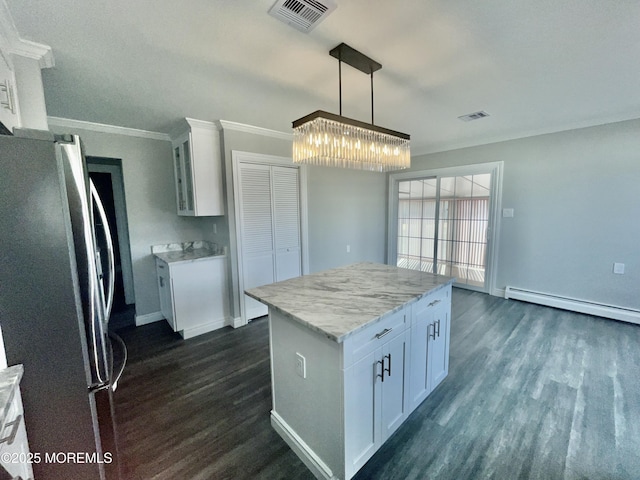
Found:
[503,208,514,218]
[613,263,625,274]
[295,352,306,378]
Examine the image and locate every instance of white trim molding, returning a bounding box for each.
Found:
[48,116,171,141]
[504,286,640,325]
[135,311,165,326]
[217,119,292,141]
[271,411,335,480]
[0,0,54,68]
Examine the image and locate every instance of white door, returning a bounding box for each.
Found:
[237,162,302,321]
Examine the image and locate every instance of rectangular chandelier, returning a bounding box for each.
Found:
[292,44,411,173]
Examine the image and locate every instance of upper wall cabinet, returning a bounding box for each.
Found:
[0,53,21,132]
[170,118,224,216]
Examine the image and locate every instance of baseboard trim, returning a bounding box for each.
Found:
[504,286,640,325]
[231,316,247,329]
[135,311,164,326]
[270,411,336,480]
[180,317,228,339]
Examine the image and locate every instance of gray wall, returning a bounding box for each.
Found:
[307,165,387,272]
[216,128,388,320]
[410,118,640,310]
[49,125,214,318]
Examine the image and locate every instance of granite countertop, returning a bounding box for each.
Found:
[245,262,455,343]
[0,364,23,426]
[152,241,226,264]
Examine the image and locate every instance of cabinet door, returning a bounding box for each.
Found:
[428,303,449,392]
[408,299,433,410]
[156,260,175,330]
[182,138,195,212]
[345,350,380,477]
[0,56,20,132]
[173,142,188,214]
[380,330,408,439]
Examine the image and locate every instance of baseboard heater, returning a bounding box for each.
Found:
[504,286,640,326]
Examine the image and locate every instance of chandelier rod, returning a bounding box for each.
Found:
[333,43,379,125]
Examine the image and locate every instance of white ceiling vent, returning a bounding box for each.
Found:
[458,111,490,122]
[268,0,337,33]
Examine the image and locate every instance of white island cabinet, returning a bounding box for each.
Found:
[246,262,454,480]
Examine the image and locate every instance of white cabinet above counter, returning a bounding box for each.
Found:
[170,118,224,217]
[153,241,229,339]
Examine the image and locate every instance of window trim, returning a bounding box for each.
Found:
[388,162,504,295]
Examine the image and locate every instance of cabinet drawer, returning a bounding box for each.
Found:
[346,309,407,365]
[411,286,450,322]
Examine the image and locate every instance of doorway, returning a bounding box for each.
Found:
[389,162,503,294]
[87,157,135,329]
[232,151,309,325]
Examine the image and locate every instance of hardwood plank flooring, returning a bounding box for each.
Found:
[114,289,640,479]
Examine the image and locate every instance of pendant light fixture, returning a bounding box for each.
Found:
[292,43,411,172]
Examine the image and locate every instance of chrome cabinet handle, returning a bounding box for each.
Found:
[0,415,22,445]
[435,319,441,337]
[0,80,15,113]
[375,328,392,339]
[428,299,441,307]
[428,323,436,340]
[159,276,164,288]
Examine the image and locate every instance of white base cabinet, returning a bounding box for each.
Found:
[155,256,228,339]
[408,286,451,411]
[268,284,451,480]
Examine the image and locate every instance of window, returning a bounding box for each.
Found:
[390,164,502,293]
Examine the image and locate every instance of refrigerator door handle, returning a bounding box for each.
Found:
[90,180,115,322]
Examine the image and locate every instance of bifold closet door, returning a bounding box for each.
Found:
[238,162,301,321]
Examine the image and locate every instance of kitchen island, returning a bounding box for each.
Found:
[246,262,455,480]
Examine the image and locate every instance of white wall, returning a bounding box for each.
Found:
[49,124,214,318]
[409,118,640,310]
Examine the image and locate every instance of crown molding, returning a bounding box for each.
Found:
[0,0,54,68]
[216,119,292,141]
[47,117,171,141]
[411,111,640,157]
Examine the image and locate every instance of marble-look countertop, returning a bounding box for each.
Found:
[0,364,23,426]
[152,241,226,264]
[245,262,455,343]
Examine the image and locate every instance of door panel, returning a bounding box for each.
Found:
[238,163,274,320]
[428,305,449,392]
[237,160,302,321]
[381,332,407,438]
[345,351,379,476]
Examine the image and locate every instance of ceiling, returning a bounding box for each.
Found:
[5,0,640,154]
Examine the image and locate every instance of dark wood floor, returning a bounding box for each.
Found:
[114,289,640,480]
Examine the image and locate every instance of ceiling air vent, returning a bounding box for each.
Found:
[458,111,490,122]
[268,0,337,33]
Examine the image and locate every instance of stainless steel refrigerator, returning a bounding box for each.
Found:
[0,130,126,479]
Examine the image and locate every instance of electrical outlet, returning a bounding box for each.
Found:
[213,223,217,234]
[295,352,306,378]
[613,263,625,274]
[502,208,514,218]
[346,244,351,253]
